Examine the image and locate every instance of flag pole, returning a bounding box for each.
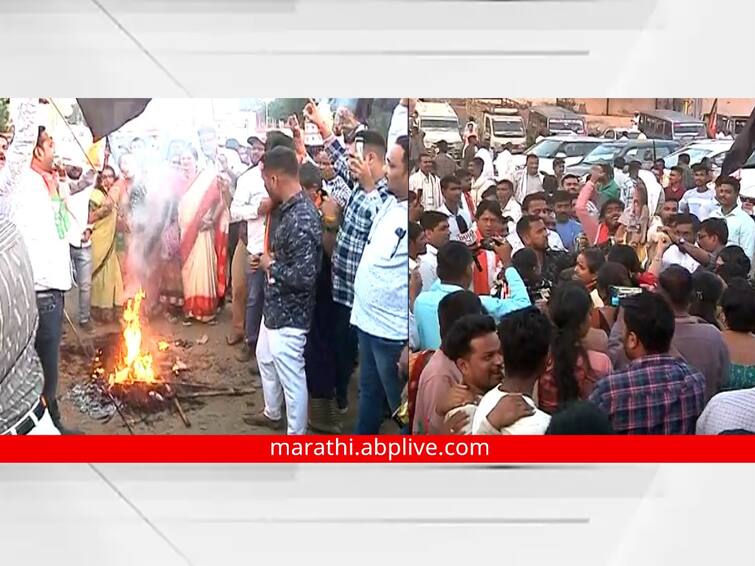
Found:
[48,98,99,172]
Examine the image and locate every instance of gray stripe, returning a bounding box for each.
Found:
[180,517,589,525]
[157,49,588,57]
[89,465,195,566]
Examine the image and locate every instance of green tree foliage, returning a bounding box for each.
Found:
[266,98,309,122]
[0,98,9,133]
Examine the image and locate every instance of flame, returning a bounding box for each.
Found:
[158,340,170,352]
[108,289,159,386]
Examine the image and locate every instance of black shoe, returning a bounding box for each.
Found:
[48,400,83,435]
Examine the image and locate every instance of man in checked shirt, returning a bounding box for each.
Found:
[304,101,391,414]
[589,291,706,434]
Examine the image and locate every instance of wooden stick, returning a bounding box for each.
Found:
[63,309,95,358]
[102,387,135,435]
[176,387,256,399]
[173,398,191,428]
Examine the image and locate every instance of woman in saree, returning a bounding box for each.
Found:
[157,140,191,319]
[177,146,231,323]
[89,165,125,322]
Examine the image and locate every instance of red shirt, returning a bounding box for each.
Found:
[664,184,687,202]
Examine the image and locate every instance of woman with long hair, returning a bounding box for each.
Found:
[88,165,126,322]
[719,279,755,390]
[690,271,724,328]
[538,281,612,414]
[177,146,230,323]
[715,246,752,284]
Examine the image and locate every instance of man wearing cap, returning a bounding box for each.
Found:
[229,133,272,359]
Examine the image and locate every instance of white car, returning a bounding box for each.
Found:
[663,139,734,178]
[738,152,755,199]
[511,135,604,175]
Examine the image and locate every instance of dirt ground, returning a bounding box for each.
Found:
[58,294,362,435]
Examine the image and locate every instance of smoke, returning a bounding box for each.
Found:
[118,146,191,305]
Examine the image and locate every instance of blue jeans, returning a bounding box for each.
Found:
[245,266,266,350]
[35,291,65,404]
[333,303,358,410]
[354,329,406,434]
[70,245,92,324]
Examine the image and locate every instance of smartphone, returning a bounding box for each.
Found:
[609,285,642,307]
[354,135,365,159]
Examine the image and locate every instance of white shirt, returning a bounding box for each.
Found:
[418,245,439,292]
[661,245,701,273]
[476,148,495,180]
[387,103,408,148]
[500,198,522,235]
[64,182,95,249]
[230,166,268,255]
[513,171,544,204]
[351,197,408,341]
[679,187,717,221]
[696,388,755,435]
[438,201,473,242]
[472,388,550,435]
[410,171,442,211]
[507,228,565,254]
[710,205,755,259]
[470,174,494,206]
[494,149,516,182]
[10,169,72,292]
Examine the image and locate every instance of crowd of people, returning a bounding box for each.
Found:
[0,97,410,435]
[407,129,755,435]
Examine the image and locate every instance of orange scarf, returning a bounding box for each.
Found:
[30,162,59,197]
[473,228,498,295]
[463,191,476,217]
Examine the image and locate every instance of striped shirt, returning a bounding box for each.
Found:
[0,219,44,431]
[324,135,389,308]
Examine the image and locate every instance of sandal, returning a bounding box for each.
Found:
[226,334,244,346]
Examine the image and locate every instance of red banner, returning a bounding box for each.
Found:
[2,435,755,463]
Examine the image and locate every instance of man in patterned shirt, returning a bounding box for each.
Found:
[304,101,390,412]
[247,147,322,435]
[589,291,706,434]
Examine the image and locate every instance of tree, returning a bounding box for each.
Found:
[266,98,309,123]
[0,98,9,133]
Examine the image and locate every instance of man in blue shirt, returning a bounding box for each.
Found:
[414,241,531,351]
[553,190,583,252]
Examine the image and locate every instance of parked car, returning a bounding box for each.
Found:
[663,140,734,180]
[602,128,642,140]
[567,140,681,177]
[511,135,604,175]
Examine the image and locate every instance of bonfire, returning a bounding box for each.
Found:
[94,289,174,412]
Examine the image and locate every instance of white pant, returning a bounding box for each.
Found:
[256,321,308,435]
